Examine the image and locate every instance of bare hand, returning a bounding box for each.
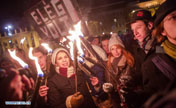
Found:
[39,85,49,97]
[90,77,99,86]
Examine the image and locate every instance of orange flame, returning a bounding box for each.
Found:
[8,49,28,68]
[60,37,67,43]
[41,43,52,53]
[29,47,44,77]
[67,21,84,60]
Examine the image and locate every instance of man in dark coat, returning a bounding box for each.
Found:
[32,46,54,108]
[126,9,157,107]
[127,9,156,86]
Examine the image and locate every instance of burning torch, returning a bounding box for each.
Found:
[41,43,53,84]
[41,43,53,54]
[67,21,85,92]
[8,49,32,78]
[67,22,128,108]
[29,47,44,108]
[8,49,33,102]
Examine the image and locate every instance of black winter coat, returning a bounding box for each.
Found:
[125,39,157,107]
[142,51,176,101]
[47,70,97,108]
[127,40,146,85]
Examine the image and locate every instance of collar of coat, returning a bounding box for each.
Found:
[111,55,127,67]
[55,66,75,78]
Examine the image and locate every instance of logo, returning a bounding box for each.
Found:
[137,11,143,17]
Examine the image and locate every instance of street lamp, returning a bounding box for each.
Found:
[5,25,13,36]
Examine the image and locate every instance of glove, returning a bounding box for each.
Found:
[66,92,84,108]
[103,83,113,93]
[119,75,131,86]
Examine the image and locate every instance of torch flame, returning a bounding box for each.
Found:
[29,47,44,77]
[68,41,74,60]
[41,43,52,53]
[8,49,28,68]
[67,21,84,60]
[20,37,26,44]
[60,37,67,43]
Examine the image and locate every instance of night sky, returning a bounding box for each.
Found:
[0,0,40,34]
[0,0,139,35]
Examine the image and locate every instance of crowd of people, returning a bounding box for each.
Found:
[0,0,176,108]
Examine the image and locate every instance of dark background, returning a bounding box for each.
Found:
[0,0,40,34]
[0,0,145,35]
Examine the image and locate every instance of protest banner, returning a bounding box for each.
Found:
[26,0,80,39]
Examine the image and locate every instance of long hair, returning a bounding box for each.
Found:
[107,44,134,68]
[152,20,165,43]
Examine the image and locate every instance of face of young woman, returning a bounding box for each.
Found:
[55,51,70,68]
[162,10,176,45]
[110,45,122,58]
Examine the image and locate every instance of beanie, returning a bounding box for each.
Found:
[108,33,124,51]
[154,0,176,27]
[51,48,70,65]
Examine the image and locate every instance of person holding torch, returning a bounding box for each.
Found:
[47,47,97,108]
[32,46,55,108]
[106,33,140,108]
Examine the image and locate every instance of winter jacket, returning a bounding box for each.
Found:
[143,81,176,108]
[36,63,56,108]
[106,55,139,108]
[125,34,157,107]
[141,46,176,102]
[47,69,97,108]
[84,65,105,98]
[127,36,156,87]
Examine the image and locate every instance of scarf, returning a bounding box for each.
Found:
[109,55,130,91]
[138,32,154,54]
[55,66,75,79]
[162,40,176,60]
[111,55,127,75]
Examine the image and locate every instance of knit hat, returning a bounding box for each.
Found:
[127,9,152,26]
[154,0,176,27]
[92,45,108,61]
[51,48,70,65]
[108,33,125,51]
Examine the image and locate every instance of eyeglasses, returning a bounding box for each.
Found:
[164,14,176,22]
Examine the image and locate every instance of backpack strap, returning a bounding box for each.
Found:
[152,55,176,81]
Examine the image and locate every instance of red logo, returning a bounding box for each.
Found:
[137,11,143,17]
